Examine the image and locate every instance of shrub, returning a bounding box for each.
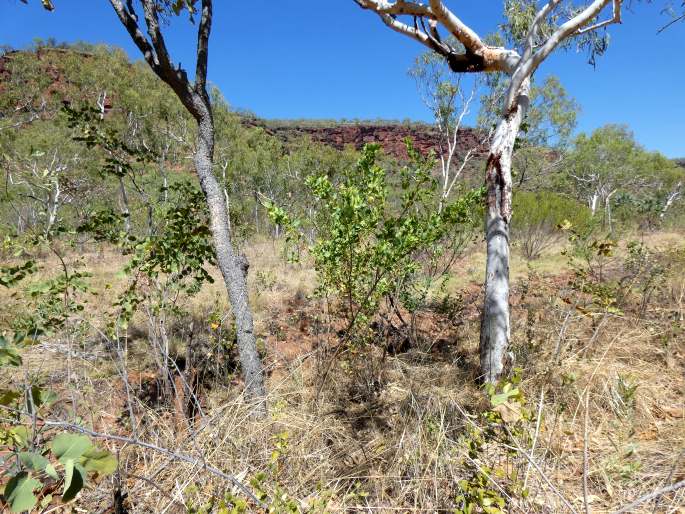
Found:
[512,191,591,260]
[267,142,482,340]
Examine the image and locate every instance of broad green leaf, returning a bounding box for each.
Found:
[490,387,519,407]
[51,433,92,463]
[28,385,57,411]
[62,459,73,496]
[4,472,41,513]
[18,452,49,476]
[80,447,117,476]
[11,426,30,448]
[62,462,85,503]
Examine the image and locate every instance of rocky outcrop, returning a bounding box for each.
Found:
[245,119,489,162]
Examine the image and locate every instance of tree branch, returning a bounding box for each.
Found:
[354,1,516,73]
[41,419,267,508]
[507,0,620,109]
[427,0,485,54]
[576,0,622,35]
[195,0,212,95]
[613,479,685,513]
[108,0,160,72]
[354,0,434,18]
[522,0,562,62]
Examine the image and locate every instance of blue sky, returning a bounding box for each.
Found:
[1,1,684,157]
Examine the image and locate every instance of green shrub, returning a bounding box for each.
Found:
[512,191,591,260]
[267,142,482,340]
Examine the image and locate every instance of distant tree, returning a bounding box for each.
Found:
[563,125,683,231]
[409,42,482,211]
[565,125,641,231]
[106,0,266,410]
[355,0,625,383]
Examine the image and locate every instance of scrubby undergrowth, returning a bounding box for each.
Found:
[1,233,683,513]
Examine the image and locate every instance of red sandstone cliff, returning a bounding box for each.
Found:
[244,119,489,162]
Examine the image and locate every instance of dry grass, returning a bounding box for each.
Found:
[1,233,684,513]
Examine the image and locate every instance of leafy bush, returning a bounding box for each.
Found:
[512,191,591,260]
[0,259,116,513]
[268,142,482,341]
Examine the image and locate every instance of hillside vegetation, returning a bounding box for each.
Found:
[0,42,683,513]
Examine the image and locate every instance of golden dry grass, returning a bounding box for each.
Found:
[1,232,684,513]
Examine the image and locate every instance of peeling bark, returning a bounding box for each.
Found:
[480,83,529,383]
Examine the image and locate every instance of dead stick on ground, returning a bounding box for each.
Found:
[523,387,545,491]
[42,420,266,508]
[501,434,578,514]
[583,391,591,514]
[613,479,685,514]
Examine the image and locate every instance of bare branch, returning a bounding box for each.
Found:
[36,419,267,509]
[507,0,621,109]
[108,0,160,72]
[140,0,174,72]
[613,479,685,513]
[523,0,562,61]
[375,11,436,50]
[532,0,618,67]
[576,0,622,34]
[354,0,434,18]
[428,0,485,54]
[195,0,212,95]
[354,0,520,73]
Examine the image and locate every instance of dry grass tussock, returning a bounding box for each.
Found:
[1,234,684,513]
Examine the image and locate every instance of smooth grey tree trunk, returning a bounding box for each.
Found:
[480,84,529,384]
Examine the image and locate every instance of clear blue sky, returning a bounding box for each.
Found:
[1,1,684,157]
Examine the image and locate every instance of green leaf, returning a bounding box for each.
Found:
[490,387,519,407]
[61,461,85,503]
[18,452,57,479]
[4,472,41,513]
[10,426,30,448]
[0,346,22,367]
[0,389,22,406]
[39,493,53,509]
[28,385,57,411]
[51,433,92,463]
[80,447,117,476]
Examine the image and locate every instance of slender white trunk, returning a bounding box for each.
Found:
[660,183,681,219]
[605,189,616,233]
[480,81,529,383]
[589,193,599,217]
[118,175,131,234]
[46,175,60,236]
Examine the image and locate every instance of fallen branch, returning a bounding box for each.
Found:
[42,420,266,508]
